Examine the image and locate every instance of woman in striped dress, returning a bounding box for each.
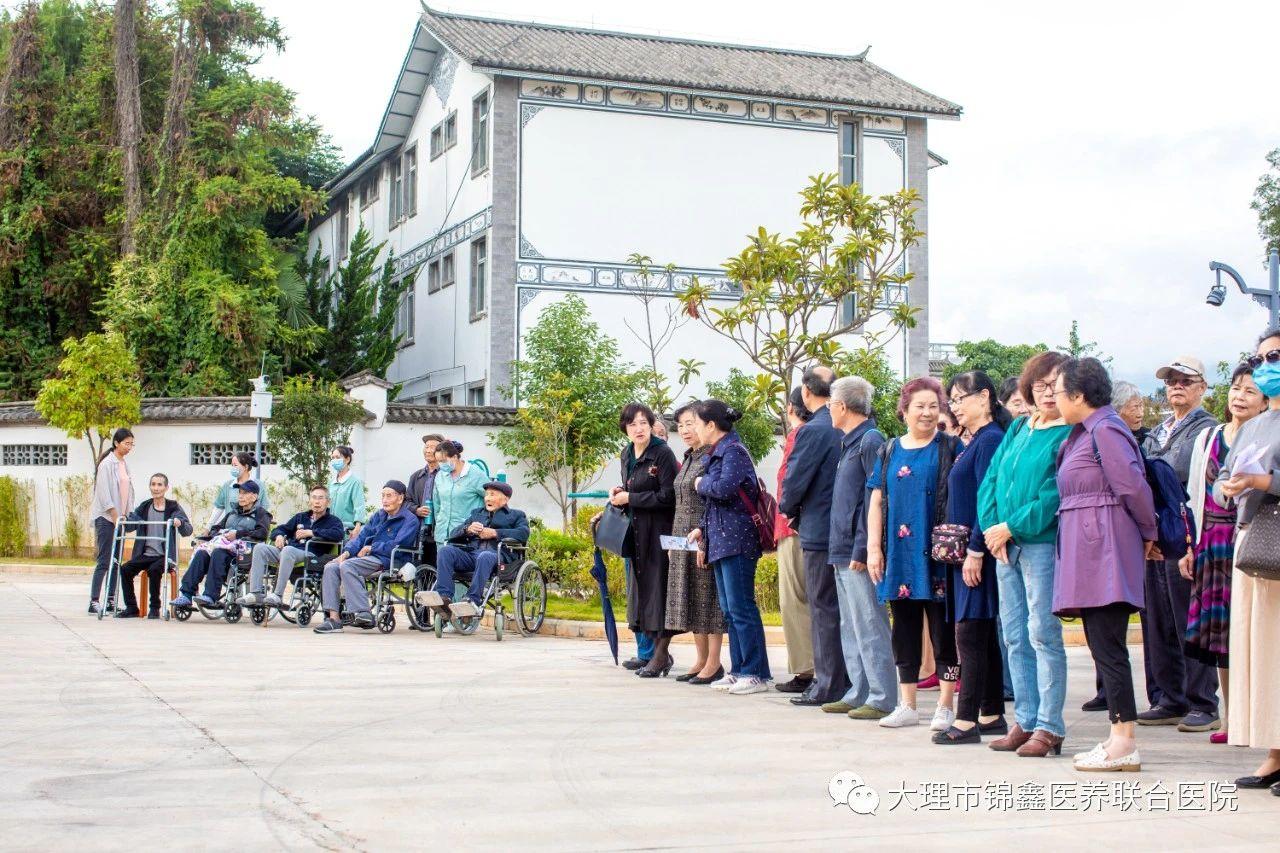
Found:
[1181,364,1267,743]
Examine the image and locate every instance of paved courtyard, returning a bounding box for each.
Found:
[1,573,1274,851]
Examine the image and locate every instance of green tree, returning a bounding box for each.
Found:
[678,173,922,425]
[704,368,775,463]
[265,375,367,490]
[493,295,645,528]
[286,228,405,383]
[1254,147,1280,255]
[834,346,905,439]
[34,331,142,478]
[1059,320,1113,369]
[942,339,1049,384]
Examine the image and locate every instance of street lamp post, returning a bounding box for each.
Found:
[1206,249,1280,330]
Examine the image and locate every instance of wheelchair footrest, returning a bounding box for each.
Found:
[449,601,479,618]
[414,590,444,608]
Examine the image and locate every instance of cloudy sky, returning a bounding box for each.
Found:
[137,1,1280,386]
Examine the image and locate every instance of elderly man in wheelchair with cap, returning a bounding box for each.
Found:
[416,480,529,619]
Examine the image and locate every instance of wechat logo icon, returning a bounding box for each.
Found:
[829,770,880,815]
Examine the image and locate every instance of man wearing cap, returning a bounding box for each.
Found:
[416,481,529,617]
[1139,355,1220,730]
[171,480,271,610]
[313,480,419,634]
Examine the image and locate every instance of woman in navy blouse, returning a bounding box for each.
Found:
[935,371,1011,744]
[689,399,770,696]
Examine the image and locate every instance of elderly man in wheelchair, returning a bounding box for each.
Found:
[170,480,271,616]
[415,480,529,622]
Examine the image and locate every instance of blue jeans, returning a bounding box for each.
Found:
[997,616,1015,697]
[434,546,499,605]
[996,542,1066,737]
[713,554,770,679]
[625,558,655,660]
[833,566,897,711]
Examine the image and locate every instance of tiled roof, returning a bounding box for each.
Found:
[421,6,960,117]
[0,397,377,424]
[386,404,516,427]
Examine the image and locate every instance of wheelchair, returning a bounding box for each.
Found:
[408,538,547,641]
[171,534,266,624]
[248,538,344,628]
[341,523,439,635]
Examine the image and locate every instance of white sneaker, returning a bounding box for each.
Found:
[728,677,769,695]
[264,593,282,607]
[710,674,738,691]
[930,706,956,732]
[878,705,920,728]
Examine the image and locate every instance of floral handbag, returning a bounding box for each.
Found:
[930,524,970,565]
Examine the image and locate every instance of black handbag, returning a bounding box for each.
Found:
[593,504,634,558]
[1236,500,1280,580]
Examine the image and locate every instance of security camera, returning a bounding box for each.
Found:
[250,375,270,393]
[1205,283,1226,307]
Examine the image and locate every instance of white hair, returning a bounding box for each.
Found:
[831,376,874,416]
[1112,380,1142,410]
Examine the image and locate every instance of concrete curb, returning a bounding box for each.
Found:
[1,562,1137,647]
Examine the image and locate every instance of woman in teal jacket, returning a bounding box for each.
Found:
[430,440,487,549]
[329,445,366,534]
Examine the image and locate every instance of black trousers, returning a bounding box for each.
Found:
[1082,603,1138,724]
[121,554,166,610]
[955,618,1004,722]
[889,599,958,685]
[91,516,115,604]
[803,550,850,702]
[1141,558,1219,715]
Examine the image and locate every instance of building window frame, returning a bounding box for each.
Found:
[426,390,454,406]
[469,236,487,321]
[441,251,455,289]
[427,259,441,294]
[403,144,418,218]
[388,159,403,228]
[190,443,276,466]
[471,89,490,176]
[336,197,351,262]
[466,383,485,407]
[357,167,380,210]
[394,282,415,347]
[1,443,68,466]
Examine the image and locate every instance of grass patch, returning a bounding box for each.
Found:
[0,556,92,567]
[544,593,782,627]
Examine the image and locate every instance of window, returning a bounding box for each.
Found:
[441,251,455,289]
[839,120,858,186]
[388,159,403,227]
[430,125,444,159]
[427,259,441,294]
[2,444,67,466]
[466,384,485,406]
[471,90,490,175]
[336,198,350,262]
[357,168,379,209]
[445,112,457,147]
[469,237,487,319]
[403,145,418,217]
[394,284,415,345]
[189,444,276,466]
[426,390,454,406]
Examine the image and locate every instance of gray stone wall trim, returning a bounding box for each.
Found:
[905,117,930,379]
[488,75,519,405]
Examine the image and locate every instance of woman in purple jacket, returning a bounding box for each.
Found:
[689,399,770,696]
[1052,358,1159,772]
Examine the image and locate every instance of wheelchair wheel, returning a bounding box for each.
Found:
[174,606,191,622]
[433,612,444,639]
[250,606,267,625]
[494,609,504,642]
[405,565,437,631]
[515,561,547,636]
[294,602,314,627]
[377,608,396,634]
[224,602,242,624]
[453,614,481,635]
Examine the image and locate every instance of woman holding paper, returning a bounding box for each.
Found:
[664,402,727,683]
[1181,364,1268,745]
[1216,328,1280,794]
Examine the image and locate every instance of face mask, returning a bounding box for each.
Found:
[1252,361,1280,398]
[229,467,239,479]
[330,458,345,473]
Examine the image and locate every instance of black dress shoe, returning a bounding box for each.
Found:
[790,695,825,707]
[688,666,724,685]
[774,675,814,694]
[932,725,981,745]
[1235,768,1280,789]
[1081,695,1108,712]
[675,671,700,682]
[1272,781,1280,797]
[114,606,140,619]
[978,716,1009,735]
[622,657,650,671]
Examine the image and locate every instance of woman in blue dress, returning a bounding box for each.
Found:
[935,371,1011,744]
[868,377,961,731]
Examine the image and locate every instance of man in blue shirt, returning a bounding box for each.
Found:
[239,485,346,609]
[314,480,419,634]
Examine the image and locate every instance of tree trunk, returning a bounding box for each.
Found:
[0,3,41,149]
[113,0,144,256]
[157,14,198,188]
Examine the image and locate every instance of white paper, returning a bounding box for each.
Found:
[661,535,700,552]
[1231,442,1268,496]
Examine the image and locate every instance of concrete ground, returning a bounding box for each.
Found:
[1,574,1274,852]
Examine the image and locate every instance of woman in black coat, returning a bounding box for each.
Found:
[611,402,679,677]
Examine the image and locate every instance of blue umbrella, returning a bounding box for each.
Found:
[590,547,619,665]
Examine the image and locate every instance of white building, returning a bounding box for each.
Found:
[307,6,961,405]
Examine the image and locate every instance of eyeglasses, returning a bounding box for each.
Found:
[1031,381,1055,395]
[1246,349,1280,369]
[1163,375,1201,388]
[947,392,976,408]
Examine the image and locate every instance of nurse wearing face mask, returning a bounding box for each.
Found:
[209,451,269,527]
[329,445,366,536]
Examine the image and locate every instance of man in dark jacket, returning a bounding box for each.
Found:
[824,377,898,719]
[407,433,445,566]
[314,480,420,633]
[779,365,849,706]
[171,480,271,610]
[418,481,530,617]
[1138,356,1221,730]
[240,485,346,609]
[117,473,192,619]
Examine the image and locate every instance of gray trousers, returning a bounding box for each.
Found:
[249,544,309,597]
[321,556,383,615]
[803,549,851,703]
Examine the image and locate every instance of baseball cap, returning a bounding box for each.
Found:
[1155,357,1206,381]
[232,480,260,494]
